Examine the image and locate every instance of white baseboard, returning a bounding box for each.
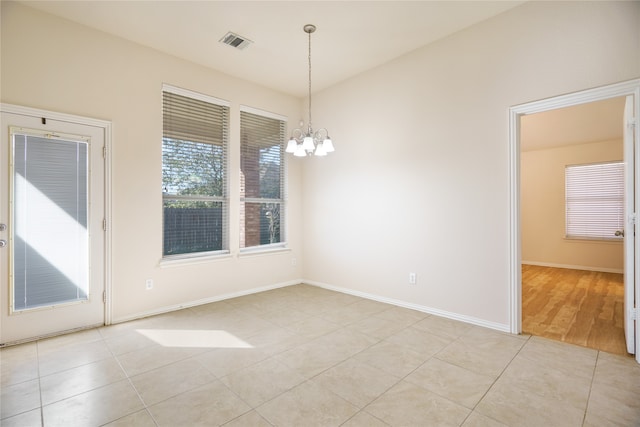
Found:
[110,279,303,325]
[522,261,623,274]
[305,280,511,334]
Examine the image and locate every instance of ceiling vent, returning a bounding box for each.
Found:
[219,32,253,50]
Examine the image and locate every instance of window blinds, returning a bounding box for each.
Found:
[239,110,286,249]
[162,88,229,256]
[565,161,624,240]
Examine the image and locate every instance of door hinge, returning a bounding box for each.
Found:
[103,291,106,304]
[630,308,639,321]
[103,146,107,158]
[630,213,637,225]
[102,218,107,231]
[628,117,637,128]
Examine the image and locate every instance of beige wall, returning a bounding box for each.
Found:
[2,1,639,331]
[521,140,623,272]
[1,2,304,322]
[302,1,640,328]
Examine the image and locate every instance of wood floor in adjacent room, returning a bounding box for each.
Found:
[522,264,628,355]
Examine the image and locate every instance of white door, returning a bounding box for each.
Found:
[0,111,105,344]
[623,95,637,355]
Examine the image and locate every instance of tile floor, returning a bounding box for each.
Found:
[1,284,640,426]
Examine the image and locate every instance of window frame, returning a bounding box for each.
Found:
[565,160,624,241]
[239,105,288,253]
[161,84,231,260]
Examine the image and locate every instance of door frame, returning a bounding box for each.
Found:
[1,103,113,327]
[508,79,640,360]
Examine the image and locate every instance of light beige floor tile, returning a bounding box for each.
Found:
[243,325,309,355]
[0,407,42,427]
[497,355,591,411]
[374,306,428,324]
[586,380,640,426]
[412,315,472,340]
[42,379,144,427]
[312,358,399,408]
[274,339,352,379]
[40,357,126,405]
[257,380,359,427]
[195,347,270,378]
[220,357,306,407]
[38,339,113,377]
[405,358,495,408]
[435,331,524,377]
[103,409,157,427]
[130,358,216,406]
[313,328,378,358]
[36,328,103,354]
[0,343,39,387]
[385,326,452,356]
[104,329,158,356]
[592,351,640,394]
[365,381,470,427]
[354,340,426,378]
[475,381,584,427]
[98,316,159,340]
[341,411,390,427]
[148,380,251,426]
[0,378,40,419]
[285,316,341,338]
[462,411,509,427]
[257,308,311,327]
[222,410,272,427]
[346,315,407,340]
[116,343,205,377]
[517,336,597,379]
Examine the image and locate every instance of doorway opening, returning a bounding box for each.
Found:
[509,79,640,363]
[520,98,626,355]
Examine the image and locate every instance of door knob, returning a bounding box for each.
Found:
[615,230,624,237]
[0,240,6,247]
[0,223,6,231]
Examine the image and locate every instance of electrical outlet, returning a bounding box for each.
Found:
[409,273,417,285]
[145,279,153,290]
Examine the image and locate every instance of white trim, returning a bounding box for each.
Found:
[306,280,511,333]
[0,103,114,326]
[239,105,288,122]
[509,79,640,341]
[522,261,623,274]
[162,83,231,107]
[239,245,290,257]
[159,252,233,268]
[111,279,302,324]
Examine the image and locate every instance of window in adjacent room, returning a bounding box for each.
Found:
[565,161,624,240]
[162,85,230,257]
[239,107,286,250]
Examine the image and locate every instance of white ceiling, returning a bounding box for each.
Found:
[19,0,525,97]
[520,97,626,152]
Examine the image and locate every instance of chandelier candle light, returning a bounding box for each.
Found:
[286,24,335,157]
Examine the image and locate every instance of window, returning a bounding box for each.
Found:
[565,161,624,240]
[239,108,286,250]
[162,86,229,257]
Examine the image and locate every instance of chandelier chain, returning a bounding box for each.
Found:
[308,28,312,129]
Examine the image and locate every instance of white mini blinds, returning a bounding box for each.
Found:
[162,87,230,257]
[565,161,624,240]
[239,109,286,249]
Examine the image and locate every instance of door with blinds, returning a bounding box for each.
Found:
[0,110,106,344]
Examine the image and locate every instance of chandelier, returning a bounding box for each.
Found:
[285,24,335,157]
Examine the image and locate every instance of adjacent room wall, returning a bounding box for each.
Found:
[302,1,640,329]
[521,139,624,273]
[1,2,304,322]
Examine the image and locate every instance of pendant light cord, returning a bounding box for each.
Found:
[308,28,312,131]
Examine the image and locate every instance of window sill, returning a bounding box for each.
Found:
[239,244,290,258]
[563,237,623,245]
[159,251,233,268]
